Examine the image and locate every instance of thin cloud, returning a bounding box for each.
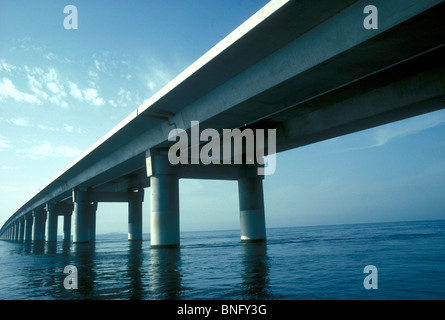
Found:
[27,75,49,100]
[1,62,72,108]
[16,38,70,64]
[64,123,74,132]
[115,87,143,108]
[67,81,105,106]
[108,99,118,107]
[41,68,68,107]
[0,165,15,170]
[143,63,174,95]
[147,81,156,91]
[0,136,11,150]
[0,60,16,73]
[347,110,445,151]
[3,117,57,131]
[67,81,83,100]
[83,87,105,106]
[94,59,107,73]
[0,77,41,104]
[117,87,132,107]
[21,66,69,108]
[6,117,31,127]
[372,112,445,147]
[63,123,86,134]
[37,124,57,131]
[17,141,83,159]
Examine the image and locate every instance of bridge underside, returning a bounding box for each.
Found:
[1,0,445,247]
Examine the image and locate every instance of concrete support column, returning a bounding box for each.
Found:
[147,150,180,248]
[63,212,72,241]
[18,217,25,242]
[73,201,89,243]
[150,174,180,248]
[128,189,143,241]
[45,203,58,242]
[32,209,46,241]
[89,203,97,241]
[238,177,266,242]
[15,221,20,241]
[24,214,33,241]
[73,189,89,244]
[13,223,18,241]
[73,188,97,244]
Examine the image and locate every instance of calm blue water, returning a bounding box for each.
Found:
[0,219,444,300]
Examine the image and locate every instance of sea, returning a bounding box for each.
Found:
[0,219,444,300]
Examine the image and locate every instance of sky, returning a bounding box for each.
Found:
[1,0,444,235]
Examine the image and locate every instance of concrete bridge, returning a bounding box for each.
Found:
[1,0,445,248]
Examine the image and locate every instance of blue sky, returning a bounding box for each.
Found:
[1,0,444,235]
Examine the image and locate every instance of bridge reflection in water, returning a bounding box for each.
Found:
[11,236,273,300]
[70,242,272,300]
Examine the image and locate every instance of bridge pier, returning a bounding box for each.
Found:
[238,177,266,242]
[147,151,180,248]
[73,188,97,244]
[45,203,58,242]
[32,209,46,241]
[12,222,17,241]
[71,188,145,243]
[18,217,25,242]
[89,204,97,242]
[74,202,97,244]
[63,212,72,241]
[146,148,268,247]
[128,189,143,241]
[150,174,180,248]
[24,214,33,241]
[73,201,93,244]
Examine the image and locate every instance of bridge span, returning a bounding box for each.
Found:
[1,0,445,247]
